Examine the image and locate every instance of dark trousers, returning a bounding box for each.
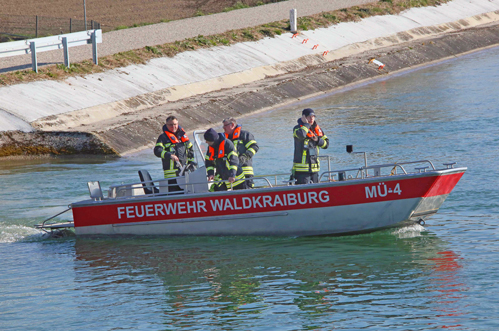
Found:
[294,172,319,185]
[213,180,248,191]
[245,175,254,188]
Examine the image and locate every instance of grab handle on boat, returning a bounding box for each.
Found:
[37,206,72,228]
[415,166,429,173]
[443,162,456,169]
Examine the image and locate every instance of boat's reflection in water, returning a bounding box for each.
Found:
[72,228,467,328]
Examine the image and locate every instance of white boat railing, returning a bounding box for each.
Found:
[100,158,455,200]
[107,163,456,200]
[254,173,292,186]
[102,131,456,200]
[318,160,441,182]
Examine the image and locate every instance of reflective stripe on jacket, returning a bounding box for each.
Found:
[292,119,329,173]
[225,125,259,177]
[205,133,244,185]
[154,124,194,178]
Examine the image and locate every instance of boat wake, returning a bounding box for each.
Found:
[0,223,51,243]
[392,223,427,238]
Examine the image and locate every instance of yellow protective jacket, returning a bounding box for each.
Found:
[292,118,329,173]
[224,125,259,177]
[154,125,194,178]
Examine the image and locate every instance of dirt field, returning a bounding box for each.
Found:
[1,0,282,30]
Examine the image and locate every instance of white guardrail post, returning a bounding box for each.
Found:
[0,29,102,72]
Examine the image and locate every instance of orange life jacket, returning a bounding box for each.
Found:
[304,123,324,139]
[164,130,189,144]
[225,125,241,140]
[207,140,225,161]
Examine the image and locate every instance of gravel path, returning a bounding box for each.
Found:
[0,0,376,73]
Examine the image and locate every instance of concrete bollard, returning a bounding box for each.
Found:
[290,9,297,34]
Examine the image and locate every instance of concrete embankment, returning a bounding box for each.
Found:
[1,1,499,158]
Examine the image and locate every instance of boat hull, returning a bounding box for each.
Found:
[72,169,465,236]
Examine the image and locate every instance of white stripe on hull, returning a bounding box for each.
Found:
[75,197,422,236]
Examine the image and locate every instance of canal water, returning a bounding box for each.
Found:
[1,46,498,330]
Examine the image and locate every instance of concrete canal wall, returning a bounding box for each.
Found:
[1,0,499,157]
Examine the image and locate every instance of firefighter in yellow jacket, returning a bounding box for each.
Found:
[292,108,329,184]
[222,117,259,188]
[154,115,194,192]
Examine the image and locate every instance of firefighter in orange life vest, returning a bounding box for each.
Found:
[222,117,259,188]
[204,128,247,191]
[154,115,195,192]
[292,108,329,184]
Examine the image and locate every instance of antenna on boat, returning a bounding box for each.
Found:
[346,145,368,169]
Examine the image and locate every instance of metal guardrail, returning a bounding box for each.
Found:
[0,29,102,72]
[318,160,439,182]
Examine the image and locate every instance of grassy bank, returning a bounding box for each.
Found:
[0,0,449,86]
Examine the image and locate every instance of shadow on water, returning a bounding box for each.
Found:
[70,227,468,329]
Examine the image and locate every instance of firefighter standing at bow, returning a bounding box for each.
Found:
[154,115,195,192]
[292,108,329,184]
